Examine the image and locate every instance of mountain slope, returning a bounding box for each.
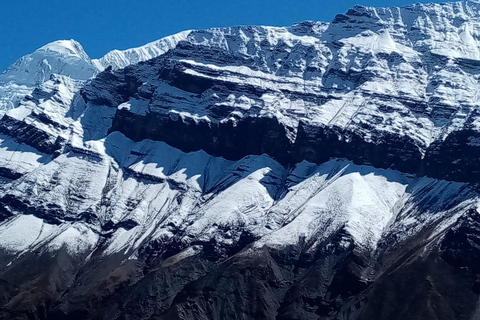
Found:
[1,1,480,320]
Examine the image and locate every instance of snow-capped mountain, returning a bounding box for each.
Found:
[0,32,189,115]
[2,1,480,320]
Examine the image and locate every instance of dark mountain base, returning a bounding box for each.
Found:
[1,213,480,320]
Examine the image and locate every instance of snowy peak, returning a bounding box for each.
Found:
[0,39,99,114]
[38,39,91,62]
[0,32,190,113]
[0,30,190,87]
[0,39,98,87]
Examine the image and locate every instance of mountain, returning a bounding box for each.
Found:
[1,1,480,319]
[0,32,189,115]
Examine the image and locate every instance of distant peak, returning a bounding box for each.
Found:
[38,39,90,61]
[0,39,97,87]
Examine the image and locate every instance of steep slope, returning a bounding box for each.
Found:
[1,1,480,320]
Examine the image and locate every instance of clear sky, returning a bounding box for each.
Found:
[1,0,452,72]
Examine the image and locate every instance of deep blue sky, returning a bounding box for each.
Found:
[1,0,451,72]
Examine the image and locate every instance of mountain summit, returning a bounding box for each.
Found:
[1,2,480,320]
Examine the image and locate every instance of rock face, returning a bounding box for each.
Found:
[2,1,480,319]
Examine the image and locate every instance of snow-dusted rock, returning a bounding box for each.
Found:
[92,30,191,71]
